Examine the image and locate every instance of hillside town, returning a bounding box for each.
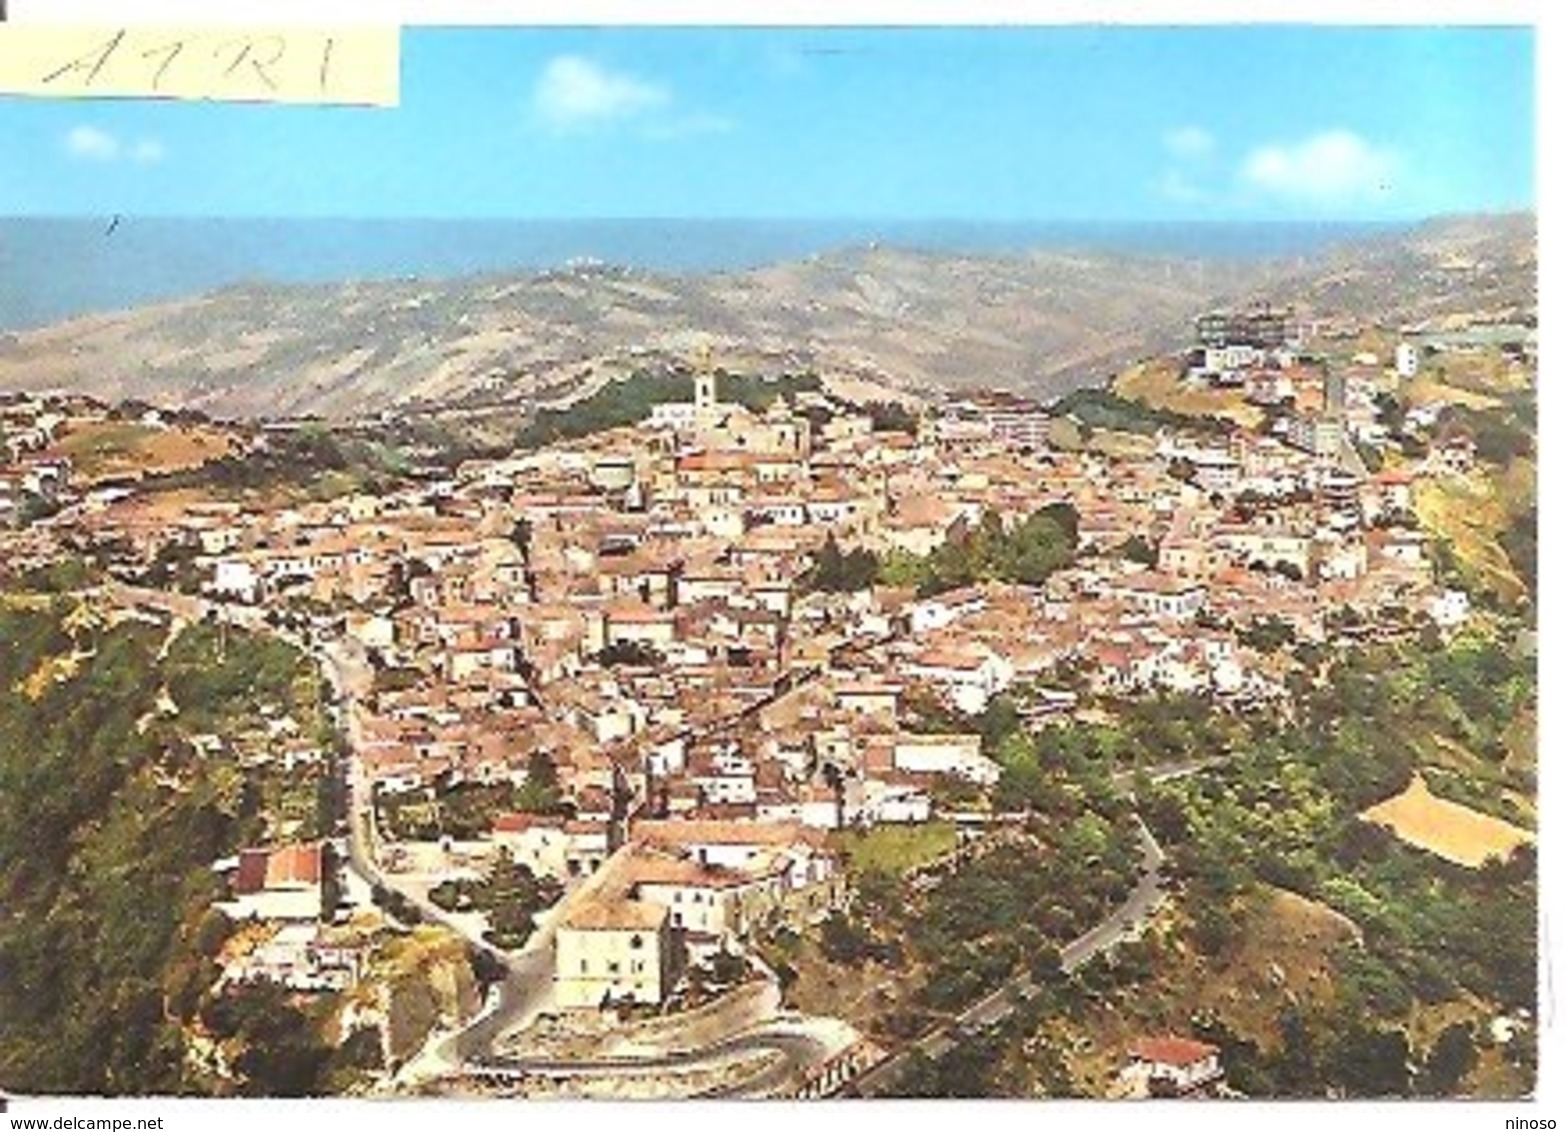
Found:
[0,304,1534,1099]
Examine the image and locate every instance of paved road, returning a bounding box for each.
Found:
[320,635,566,1077]
[1111,756,1230,792]
[473,1026,830,1098]
[845,818,1167,1097]
[114,582,1171,1098]
[103,584,559,1076]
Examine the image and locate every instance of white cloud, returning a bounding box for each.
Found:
[64,126,165,164]
[533,56,669,130]
[1241,129,1401,204]
[1163,126,1215,161]
[65,125,120,161]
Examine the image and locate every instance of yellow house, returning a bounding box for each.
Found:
[554,898,673,1009]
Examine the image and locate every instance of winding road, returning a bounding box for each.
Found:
[471,1026,832,1098]
[843,817,1168,1096]
[104,580,1191,1099]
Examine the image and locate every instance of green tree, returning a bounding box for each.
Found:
[1419,1022,1478,1096]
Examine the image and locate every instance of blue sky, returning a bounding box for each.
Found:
[0,26,1535,221]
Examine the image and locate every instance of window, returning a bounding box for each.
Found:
[608,961,620,975]
[630,934,644,950]
[580,959,588,974]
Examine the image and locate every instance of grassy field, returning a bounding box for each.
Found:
[828,821,958,876]
[53,420,234,483]
[1360,775,1533,868]
[1112,358,1266,430]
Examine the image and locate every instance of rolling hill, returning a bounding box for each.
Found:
[0,214,1533,421]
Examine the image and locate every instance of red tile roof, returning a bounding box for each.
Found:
[494,812,566,834]
[1128,1036,1220,1067]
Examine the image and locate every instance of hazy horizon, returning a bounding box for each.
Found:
[0,213,1524,334]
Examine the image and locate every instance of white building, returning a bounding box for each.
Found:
[218,843,325,922]
[1395,342,1421,379]
[1120,1036,1224,1097]
[1427,588,1472,629]
[891,733,1001,785]
[904,643,1014,714]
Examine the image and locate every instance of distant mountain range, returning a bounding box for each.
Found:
[0,214,1534,421]
[0,218,1411,333]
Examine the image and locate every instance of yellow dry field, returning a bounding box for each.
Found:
[1412,458,1533,605]
[1405,374,1503,412]
[1361,775,1533,868]
[52,420,234,483]
[1113,359,1266,430]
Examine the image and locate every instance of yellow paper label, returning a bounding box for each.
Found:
[0,26,399,106]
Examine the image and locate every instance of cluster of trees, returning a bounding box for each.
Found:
[1500,504,1537,606]
[161,619,313,732]
[518,371,692,449]
[0,603,337,1095]
[1053,388,1230,437]
[9,555,95,593]
[822,688,1142,1031]
[1237,615,1297,653]
[371,883,424,926]
[378,752,566,842]
[878,504,1079,596]
[196,981,381,1096]
[596,640,664,667]
[713,369,823,413]
[801,534,879,593]
[818,910,899,966]
[516,368,824,450]
[1182,1000,1519,1098]
[890,972,1081,1097]
[429,851,563,949]
[1140,632,1536,1093]
[1444,400,1536,466]
[865,400,919,435]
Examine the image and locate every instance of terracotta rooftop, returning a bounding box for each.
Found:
[560,898,669,932]
[1128,1036,1221,1068]
[632,817,823,849]
[494,812,566,834]
[235,843,322,894]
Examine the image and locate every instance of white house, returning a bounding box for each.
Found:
[904,643,1014,714]
[1120,1036,1224,1097]
[891,732,1000,786]
[907,587,988,635]
[1427,588,1472,629]
[219,843,325,922]
[210,558,263,603]
[1395,342,1420,379]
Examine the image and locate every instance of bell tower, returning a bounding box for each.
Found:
[693,340,717,414]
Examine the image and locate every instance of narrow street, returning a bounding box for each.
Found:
[103,583,561,1077]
